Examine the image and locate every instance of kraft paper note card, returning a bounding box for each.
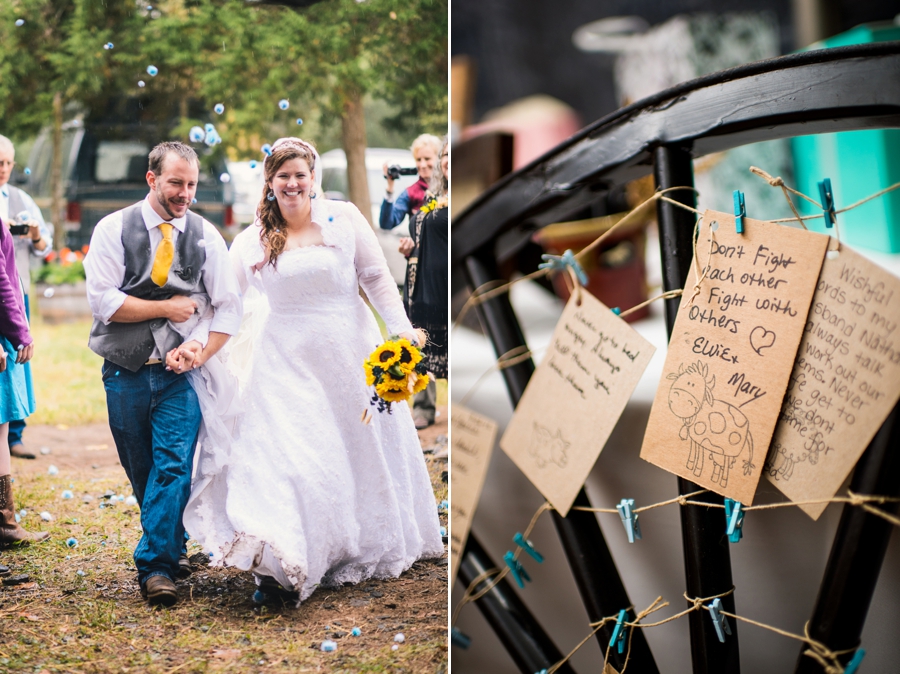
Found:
[641,211,829,504]
[500,290,655,516]
[450,404,498,584]
[766,244,900,518]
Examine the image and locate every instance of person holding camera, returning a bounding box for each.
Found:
[379,133,442,232]
[0,135,52,461]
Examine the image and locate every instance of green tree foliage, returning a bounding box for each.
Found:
[0,0,447,223]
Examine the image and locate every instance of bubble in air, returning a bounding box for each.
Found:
[43,287,55,298]
[278,99,289,110]
[261,143,272,156]
[24,167,31,175]
[214,103,225,115]
[198,239,206,248]
[48,465,59,476]
[249,160,257,169]
[394,633,405,643]
[104,42,114,50]
[189,126,205,143]
[191,198,197,204]
[219,173,231,184]
[15,19,24,27]
[147,65,158,76]
[40,511,52,521]
[138,80,146,88]
[125,495,138,506]
[296,118,303,125]
[66,537,78,548]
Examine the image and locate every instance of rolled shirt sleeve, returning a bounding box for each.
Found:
[20,190,53,258]
[200,221,242,336]
[83,211,129,325]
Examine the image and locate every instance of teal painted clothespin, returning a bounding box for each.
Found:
[611,307,622,315]
[733,190,746,234]
[724,498,744,543]
[616,498,642,543]
[451,627,471,650]
[818,178,836,228]
[609,609,629,654]
[844,648,866,674]
[504,550,531,589]
[513,532,545,563]
[707,597,732,643]
[538,249,588,286]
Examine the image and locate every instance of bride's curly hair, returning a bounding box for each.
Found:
[257,142,317,268]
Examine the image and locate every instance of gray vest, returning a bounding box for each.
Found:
[6,185,34,295]
[88,204,207,372]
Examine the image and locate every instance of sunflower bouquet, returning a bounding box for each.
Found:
[364,337,429,414]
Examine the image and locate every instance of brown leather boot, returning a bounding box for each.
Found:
[0,475,50,546]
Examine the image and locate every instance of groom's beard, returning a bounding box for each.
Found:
[156,186,190,220]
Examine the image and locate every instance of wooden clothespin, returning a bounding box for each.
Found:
[733,190,746,234]
[818,178,837,228]
[504,550,531,589]
[513,532,545,563]
[707,597,732,643]
[616,498,642,543]
[609,609,629,654]
[724,498,744,543]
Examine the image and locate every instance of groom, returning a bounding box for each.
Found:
[84,141,241,606]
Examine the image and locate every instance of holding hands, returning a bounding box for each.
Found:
[165,340,204,373]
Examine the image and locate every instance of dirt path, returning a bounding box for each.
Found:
[0,409,448,673]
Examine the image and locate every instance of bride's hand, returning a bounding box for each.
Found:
[399,329,427,347]
[165,347,185,373]
[178,340,205,370]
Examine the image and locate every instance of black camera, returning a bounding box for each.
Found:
[386,165,418,180]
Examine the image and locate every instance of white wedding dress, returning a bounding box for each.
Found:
[183,198,443,602]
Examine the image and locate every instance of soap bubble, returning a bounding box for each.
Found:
[137,80,146,88]
[204,123,216,133]
[40,511,52,521]
[440,526,446,536]
[66,537,78,548]
[351,627,362,636]
[43,287,55,298]
[15,19,24,27]
[48,465,59,475]
[394,633,405,643]
[24,167,31,175]
[19,509,26,517]
[278,99,289,110]
[214,103,225,115]
[252,589,266,604]
[61,490,73,500]
[261,143,272,156]
[191,198,197,204]
[296,118,303,125]
[197,239,206,248]
[204,131,219,147]
[189,126,205,143]
[104,42,114,50]
[219,173,231,183]
[249,160,258,169]
[146,65,158,76]
[391,644,399,651]
[125,495,138,506]
[320,640,337,652]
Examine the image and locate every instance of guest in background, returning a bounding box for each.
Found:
[0,135,53,461]
[379,134,442,232]
[401,137,448,429]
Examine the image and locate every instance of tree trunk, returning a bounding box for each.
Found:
[341,88,372,226]
[50,92,65,252]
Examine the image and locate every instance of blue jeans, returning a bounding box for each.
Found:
[102,360,201,586]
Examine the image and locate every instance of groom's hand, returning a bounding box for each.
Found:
[178,340,205,370]
[165,296,198,323]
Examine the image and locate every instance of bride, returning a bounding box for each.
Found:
[181,137,443,602]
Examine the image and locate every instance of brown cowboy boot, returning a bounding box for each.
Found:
[0,475,50,546]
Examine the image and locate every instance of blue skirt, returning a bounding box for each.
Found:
[0,336,35,425]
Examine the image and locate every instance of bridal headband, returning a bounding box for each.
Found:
[265,137,318,166]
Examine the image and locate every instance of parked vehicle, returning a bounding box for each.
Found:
[320,147,419,285]
[26,99,234,249]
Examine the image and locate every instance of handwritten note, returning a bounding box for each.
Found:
[641,210,829,504]
[765,244,900,518]
[500,291,655,515]
[450,404,498,584]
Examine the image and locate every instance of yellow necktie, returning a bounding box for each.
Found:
[151,223,174,287]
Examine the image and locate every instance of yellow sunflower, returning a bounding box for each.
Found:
[395,338,423,374]
[371,341,401,367]
[376,378,411,403]
[363,360,377,386]
[411,371,429,394]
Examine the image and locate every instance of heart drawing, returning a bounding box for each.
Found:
[750,326,776,356]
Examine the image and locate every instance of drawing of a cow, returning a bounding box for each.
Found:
[666,361,755,488]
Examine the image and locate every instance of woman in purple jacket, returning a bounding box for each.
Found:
[0,216,46,557]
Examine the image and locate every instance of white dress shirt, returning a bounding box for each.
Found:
[0,183,54,294]
[84,198,242,355]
